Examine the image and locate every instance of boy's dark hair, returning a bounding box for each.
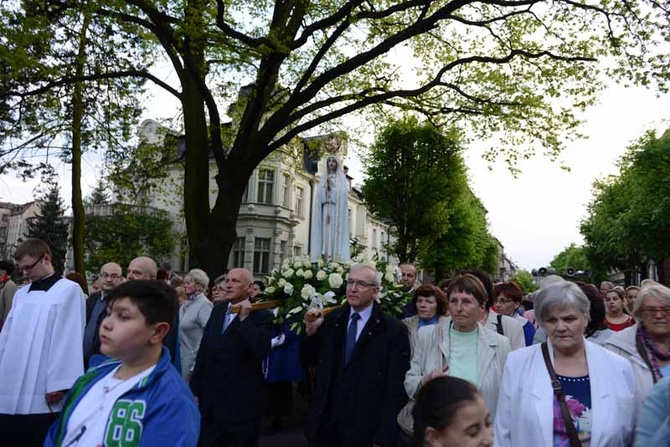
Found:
[106,280,178,327]
[0,260,14,276]
[14,238,52,261]
[253,280,266,291]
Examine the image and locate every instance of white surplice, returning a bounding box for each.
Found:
[0,278,86,414]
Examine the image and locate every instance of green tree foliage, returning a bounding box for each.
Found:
[0,3,147,157]
[84,204,176,274]
[0,2,148,274]
[3,0,670,277]
[549,243,590,276]
[84,178,111,206]
[363,116,465,262]
[418,191,499,279]
[25,180,69,273]
[509,270,539,295]
[581,129,670,283]
[363,116,497,277]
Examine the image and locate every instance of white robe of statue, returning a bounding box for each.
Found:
[310,155,350,263]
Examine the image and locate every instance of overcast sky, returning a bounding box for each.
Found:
[1,71,668,271]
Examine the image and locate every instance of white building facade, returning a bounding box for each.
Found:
[139,120,394,276]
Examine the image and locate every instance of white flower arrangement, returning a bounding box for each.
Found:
[257,254,411,333]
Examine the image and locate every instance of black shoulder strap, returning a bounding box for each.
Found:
[541,343,582,447]
[496,313,504,335]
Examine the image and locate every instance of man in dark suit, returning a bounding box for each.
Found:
[303,264,411,447]
[83,262,123,367]
[190,268,273,447]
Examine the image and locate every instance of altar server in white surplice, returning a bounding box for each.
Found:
[0,238,86,447]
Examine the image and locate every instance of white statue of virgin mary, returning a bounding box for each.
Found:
[310,155,350,263]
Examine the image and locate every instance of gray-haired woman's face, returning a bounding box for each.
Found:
[638,294,670,339]
[542,306,588,352]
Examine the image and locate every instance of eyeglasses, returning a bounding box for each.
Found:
[212,286,225,292]
[19,255,43,272]
[639,306,670,317]
[346,280,377,289]
[494,297,514,304]
[100,273,121,280]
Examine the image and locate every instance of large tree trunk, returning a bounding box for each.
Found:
[204,169,249,278]
[182,75,210,272]
[70,14,90,289]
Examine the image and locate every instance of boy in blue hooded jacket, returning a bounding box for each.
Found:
[45,280,199,447]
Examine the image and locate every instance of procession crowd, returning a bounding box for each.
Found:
[0,238,669,447]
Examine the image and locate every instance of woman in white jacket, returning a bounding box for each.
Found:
[495,280,638,447]
[404,274,510,421]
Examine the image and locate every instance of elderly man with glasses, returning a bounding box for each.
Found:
[302,264,410,447]
[0,238,86,447]
[83,262,123,367]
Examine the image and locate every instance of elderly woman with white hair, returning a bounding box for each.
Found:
[179,268,213,380]
[495,280,638,447]
[605,283,670,406]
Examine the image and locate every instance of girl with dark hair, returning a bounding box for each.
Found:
[604,287,635,331]
[413,376,493,447]
[576,282,614,345]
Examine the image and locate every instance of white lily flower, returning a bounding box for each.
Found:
[288,305,304,314]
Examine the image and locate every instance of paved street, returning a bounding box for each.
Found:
[259,386,309,447]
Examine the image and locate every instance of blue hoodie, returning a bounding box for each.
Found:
[44,347,199,447]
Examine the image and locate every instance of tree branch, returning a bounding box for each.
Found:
[214,0,276,49]
[4,70,181,100]
[97,4,188,84]
[267,47,596,154]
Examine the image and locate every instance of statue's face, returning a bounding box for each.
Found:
[327,157,338,171]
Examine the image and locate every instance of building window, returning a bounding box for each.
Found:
[233,237,245,268]
[295,187,304,216]
[257,169,274,204]
[372,229,378,251]
[254,238,271,274]
[348,208,352,238]
[293,245,302,257]
[282,174,291,207]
